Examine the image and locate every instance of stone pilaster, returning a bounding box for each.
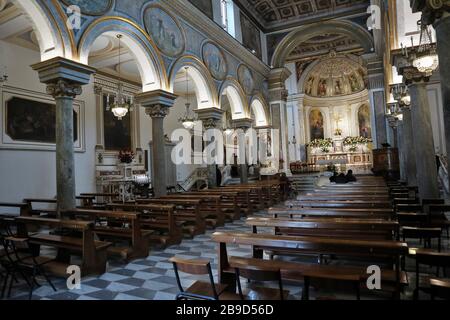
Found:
[364,54,388,148]
[135,90,177,198]
[268,67,291,175]
[32,57,95,213]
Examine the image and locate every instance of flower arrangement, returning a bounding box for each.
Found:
[334,128,343,136]
[343,136,372,146]
[343,136,372,152]
[308,138,333,149]
[118,150,135,164]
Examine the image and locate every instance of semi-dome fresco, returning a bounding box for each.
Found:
[303,51,367,98]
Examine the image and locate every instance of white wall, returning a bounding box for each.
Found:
[0,40,96,204]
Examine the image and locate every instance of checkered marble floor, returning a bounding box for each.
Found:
[3,211,450,300]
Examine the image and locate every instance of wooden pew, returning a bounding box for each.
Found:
[106,203,182,247]
[15,216,112,275]
[290,200,392,209]
[183,190,247,219]
[63,209,152,260]
[79,193,120,209]
[136,198,206,236]
[159,194,225,227]
[246,217,399,241]
[212,232,408,298]
[23,197,94,216]
[269,207,394,220]
[0,202,31,216]
[297,195,391,201]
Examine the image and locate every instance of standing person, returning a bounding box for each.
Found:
[216,165,222,187]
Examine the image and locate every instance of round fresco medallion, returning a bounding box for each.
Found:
[144,7,184,57]
[61,0,113,16]
[202,42,227,80]
[238,65,254,95]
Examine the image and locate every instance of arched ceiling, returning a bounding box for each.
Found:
[287,33,363,62]
[234,0,370,31]
[302,52,367,98]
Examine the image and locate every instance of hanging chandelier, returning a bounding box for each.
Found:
[402,21,439,77]
[391,83,411,108]
[106,34,135,120]
[178,67,197,130]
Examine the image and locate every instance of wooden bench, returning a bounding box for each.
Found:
[106,203,181,247]
[290,200,393,209]
[137,198,206,236]
[247,217,399,241]
[0,202,30,216]
[15,216,111,276]
[183,190,247,219]
[270,207,394,220]
[63,209,152,260]
[212,232,408,298]
[79,193,120,209]
[297,195,391,202]
[159,194,225,228]
[23,197,94,217]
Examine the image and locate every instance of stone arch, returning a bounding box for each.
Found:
[168,56,218,109]
[250,94,270,127]
[11,0,69,60]
[219,78,249,120]
[271,20,374,68]
[78,17,166,91]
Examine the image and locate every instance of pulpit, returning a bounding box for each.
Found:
[372,148,399,180]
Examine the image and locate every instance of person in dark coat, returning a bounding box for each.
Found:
[334,173,348,184]
[216,166,222,187]
[345,170,357,182]
[329,172,338,183]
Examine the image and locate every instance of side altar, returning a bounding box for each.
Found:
[307,136,373,174]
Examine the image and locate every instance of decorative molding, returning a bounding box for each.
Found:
[46,80,82,98]
[145,105,170,118]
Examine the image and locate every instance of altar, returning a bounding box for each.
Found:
[307,136,373,174]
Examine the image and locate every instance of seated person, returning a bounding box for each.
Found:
[334,173,348,184]
[329,172,338,183]
[345,170,357,182]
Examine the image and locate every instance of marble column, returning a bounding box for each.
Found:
[268,68,292,175]
[135,90,177,198]
[232,118,253,184]
[410,0,450,196]
[409,80,439,198]
[32,58,95,213]
[195,108,225,188]
[401,106,418,187]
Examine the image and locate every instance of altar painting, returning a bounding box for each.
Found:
[358,104,372,139]
[309,110,324,140]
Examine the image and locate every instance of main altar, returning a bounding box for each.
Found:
[307,136,373,174]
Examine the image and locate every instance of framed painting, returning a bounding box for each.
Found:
[240,13,262,59]
[309,109,325,140]
[358,104,372,139]
[103,94,132,151]
[0,85,85,152]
